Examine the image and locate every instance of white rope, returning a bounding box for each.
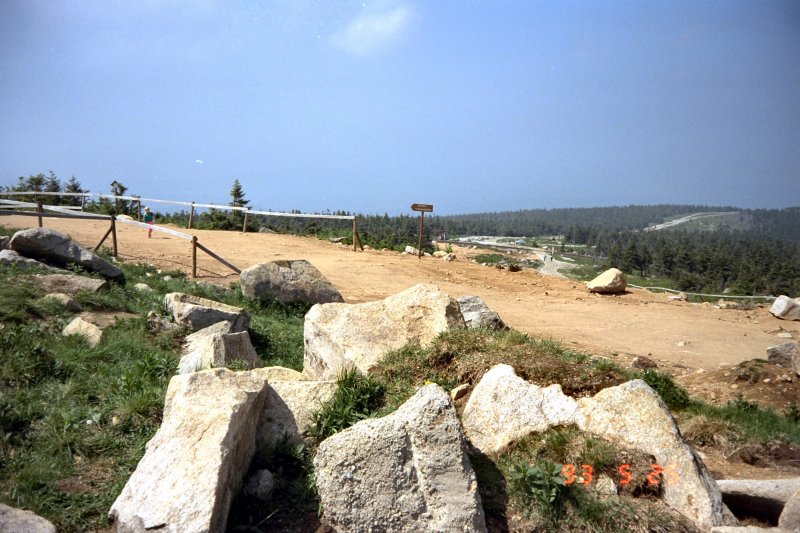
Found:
[628,284,775,301]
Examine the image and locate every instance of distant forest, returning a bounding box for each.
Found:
[3,174,798,296]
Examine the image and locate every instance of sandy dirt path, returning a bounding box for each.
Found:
[3,215,798,374]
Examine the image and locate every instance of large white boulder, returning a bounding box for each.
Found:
[239,260,344,305]
[780,486,800,531]
[577,379,730,529]
[770,295,800,321]
[9,227,124,282]
[303,283,465,380]
[177,321,262,374]
[461,364,580,454]
[164,292,250,333]
[314,384,487,532]
[717,478,800,525]
[108,369,269,533]
[586,268,627,294]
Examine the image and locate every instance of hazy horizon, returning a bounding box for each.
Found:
[2,1,799,216]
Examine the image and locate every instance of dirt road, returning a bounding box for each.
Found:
[3,216,798,379]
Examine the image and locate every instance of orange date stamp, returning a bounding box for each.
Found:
[561,463,681,486]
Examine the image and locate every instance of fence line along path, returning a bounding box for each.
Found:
[0,191,364,251]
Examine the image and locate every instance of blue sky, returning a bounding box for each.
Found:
[1,1,798,215]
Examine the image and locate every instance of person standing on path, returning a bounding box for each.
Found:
[144,206,155,238]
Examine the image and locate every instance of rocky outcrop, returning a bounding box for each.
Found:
[314,384,487,532]
[767,343,798,368]
[62,317,103,347]
[586,268,627,294]
[254,370,337,452]
[0,249,60,271]
[577,380,730,529]
[462,364,580,454]
[303,284,465,380]
[240,260,344,305]
[178,321,262,374]
[0,503,56,533]
[457,295,509,330]
[9,228,124,283]
[109,369,269,533]
[770,296,800,321]
[717,478,800,525]
[27,273,107,296]
[164,292,250,333]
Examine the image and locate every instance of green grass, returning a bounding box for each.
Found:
[307,369,386,442]
[0,256,308,531]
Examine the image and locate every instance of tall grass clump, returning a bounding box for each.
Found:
[308,369,386,442]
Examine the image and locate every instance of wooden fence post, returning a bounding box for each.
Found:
[242,210,249,233]
[191,236,198,278]
[137,198,142,221]
[111,216,118,257]
[417,211,425,258]
[80,195,86,212]
[36,200,43,228]
[188,202,195,229]
[353,218,357,252]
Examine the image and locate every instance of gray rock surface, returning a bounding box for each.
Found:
[27,273,107,296]
[767,343,798,368]
[109,369,269,533]
[717,478,800,525]
[9,228,124,282]
[0,503,56,533]
[457,295,509,330]
[243,469,275,502]
[770,296,800,321]
[461,364,580,454]
[133,282,153,293]
[239,260,344,305]
[0,249,60,271]
[63,316,103,347]
[578,379,731,529]
[178,321,262,374]
[303,283,465,380]
[586,268,627,294]
[314,384,487,533]
[164,292,250,332]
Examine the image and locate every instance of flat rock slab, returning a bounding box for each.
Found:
[780,487,800,531]
[9,227,124,283]
[109,369,269,533]
[462,364,580,454]
[26,273,107,296]
[314,384,487,533]
[164,292,250,332]
[303,283,465,380]
[40,293,82,312]
[240,260,344,305]
[718,478,800,525]
[0,503,56,533]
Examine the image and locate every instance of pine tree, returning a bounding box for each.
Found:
[64,176,85,206]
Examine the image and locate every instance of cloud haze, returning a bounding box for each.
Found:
[333,1,415,56]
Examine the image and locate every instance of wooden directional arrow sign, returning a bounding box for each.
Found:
[411,203,433,212]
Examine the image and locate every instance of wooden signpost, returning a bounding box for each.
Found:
[411,203,433,258]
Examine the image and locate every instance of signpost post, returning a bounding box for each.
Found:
[410,203,433,259]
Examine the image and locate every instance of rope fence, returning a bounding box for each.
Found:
[628,284,776,302]
[0,191,363,251]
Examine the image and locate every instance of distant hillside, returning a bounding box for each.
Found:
[434,205,739,237]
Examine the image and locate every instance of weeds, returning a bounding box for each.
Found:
[308,369,385,442]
